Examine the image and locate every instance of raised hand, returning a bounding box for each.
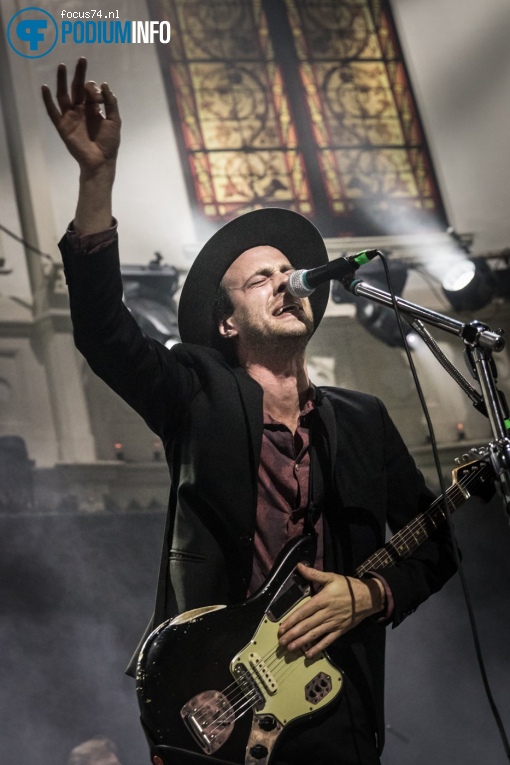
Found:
[41,57,121,176]
[41,58,121,234]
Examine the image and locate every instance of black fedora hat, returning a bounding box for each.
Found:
[178,208,330,348]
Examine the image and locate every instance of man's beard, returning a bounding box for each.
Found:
[240,313,314,358]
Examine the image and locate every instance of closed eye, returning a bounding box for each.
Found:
[245,266,294,290]
[246,275,271,288]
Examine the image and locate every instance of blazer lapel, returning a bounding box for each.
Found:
[231,365,264,517]
[316,389,352,574]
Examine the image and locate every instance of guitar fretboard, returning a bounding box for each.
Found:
[355,463,490,577]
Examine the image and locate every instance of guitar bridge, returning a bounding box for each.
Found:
[180,690,234,755]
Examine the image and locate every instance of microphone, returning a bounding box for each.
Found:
[287,250,380,298]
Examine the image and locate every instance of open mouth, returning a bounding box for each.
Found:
[274,303,302,316]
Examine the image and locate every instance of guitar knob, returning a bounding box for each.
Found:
[258,716,276,731]
[250,744,269,759]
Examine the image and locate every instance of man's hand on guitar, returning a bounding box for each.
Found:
[278,563,386,658]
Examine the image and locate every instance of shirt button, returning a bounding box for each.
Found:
[295,463,299,471]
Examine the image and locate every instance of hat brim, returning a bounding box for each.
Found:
[178,208,330,348]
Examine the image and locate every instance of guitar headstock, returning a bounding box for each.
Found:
[452,447,494,503]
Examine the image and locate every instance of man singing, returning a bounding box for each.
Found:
[42,58,456,765]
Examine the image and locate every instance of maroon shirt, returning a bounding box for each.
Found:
[250,392,391,617]
[249,392,324,594]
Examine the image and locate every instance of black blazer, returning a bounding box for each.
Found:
[60,234,456,749]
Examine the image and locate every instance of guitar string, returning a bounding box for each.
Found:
[385,466,490,555]
[249,469,491,720]
[360,494,455,572]
[186,464,491,740]
[193,644,311,743]
[360,496,455,571]
[359,466,491,573]
[379,471,479,552]
[188,675,264,739]
[190,685,265,747]
[188,635,290,734]
[192,523,470,739]
[188,465,492,739]
[256,468,490,692]
[186,619,293,725]
[187,624,312,737]
[189,464,490,739]
[184,619,290,733]
[191,614,340,742]
[224,637,342,726]
[185,687,252,738]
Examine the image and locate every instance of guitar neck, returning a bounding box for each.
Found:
[355,482,466,578]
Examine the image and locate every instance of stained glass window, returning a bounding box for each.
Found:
[150,0,314,229]
[149,0,447,236]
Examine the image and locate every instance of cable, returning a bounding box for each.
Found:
[377,252,510,760]
[0,221,56,264]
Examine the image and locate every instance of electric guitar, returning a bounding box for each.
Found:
[136,451,494,765]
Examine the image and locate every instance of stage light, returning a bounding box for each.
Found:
[441,257,495,311]
[355,300,411,348]
[121,254,181,347]
[331,260,413,348]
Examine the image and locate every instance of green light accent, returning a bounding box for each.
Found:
[354,252,371,266]
[505,419,510,431]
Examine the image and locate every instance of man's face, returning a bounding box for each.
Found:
[218,246,314,350]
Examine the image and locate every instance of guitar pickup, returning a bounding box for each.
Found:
[248,652,277,696]
[232,662,264,710]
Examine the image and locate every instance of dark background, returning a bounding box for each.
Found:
[1,492,509,765]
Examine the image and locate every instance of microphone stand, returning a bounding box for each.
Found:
[339,271,510,513]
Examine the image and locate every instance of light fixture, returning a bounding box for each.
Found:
[441,257,496,311]
[331,260,412,348]
[121,254,181,347]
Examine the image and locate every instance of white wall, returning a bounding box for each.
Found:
[392,0,510,253]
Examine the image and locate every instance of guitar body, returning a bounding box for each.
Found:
[137,535,343,764]
[137,451,494,764]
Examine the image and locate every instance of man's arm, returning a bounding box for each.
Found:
[41,57,120,234]
[43,59,196,436]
